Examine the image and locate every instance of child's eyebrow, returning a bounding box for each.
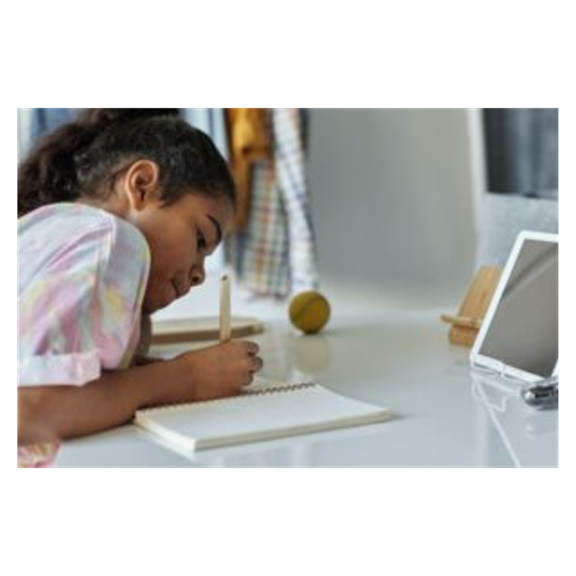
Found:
[206,214,222,245]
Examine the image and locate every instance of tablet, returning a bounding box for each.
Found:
[470,231,558,383]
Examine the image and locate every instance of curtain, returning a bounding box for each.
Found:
[483,108,558,199]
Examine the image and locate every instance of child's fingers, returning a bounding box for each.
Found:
[222,339,259,357]
[241,341,260,356]
[250,356,264,373]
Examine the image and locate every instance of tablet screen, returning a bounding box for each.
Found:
[477,239,558,378]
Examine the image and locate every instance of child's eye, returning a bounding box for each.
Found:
[197,231,207,251]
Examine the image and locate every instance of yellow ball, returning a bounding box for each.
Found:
[289,291,331,334]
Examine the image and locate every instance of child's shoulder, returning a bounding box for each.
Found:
[21,202,146,246]
[19,202,151,268]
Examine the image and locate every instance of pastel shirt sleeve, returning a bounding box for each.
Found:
[18,217,151,387]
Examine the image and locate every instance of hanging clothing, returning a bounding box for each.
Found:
[31,106,72,141]
[226,108,273,231]
[230,161,290,296]
[17,108,82,160]
[227,108,319,297]
[180,108,229,160]
[273,108,319,294]
[17,108,34,160]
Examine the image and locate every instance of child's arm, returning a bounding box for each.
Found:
[18,340,262,446]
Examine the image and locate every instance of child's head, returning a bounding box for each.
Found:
[18,109,236,313]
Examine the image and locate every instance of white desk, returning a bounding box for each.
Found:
[55,310,558,467]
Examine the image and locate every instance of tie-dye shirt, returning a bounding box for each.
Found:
[18,203,151,466]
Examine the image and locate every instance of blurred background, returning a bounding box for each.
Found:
[17,107,559,318]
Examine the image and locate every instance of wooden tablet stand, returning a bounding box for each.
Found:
[441,266,502,347]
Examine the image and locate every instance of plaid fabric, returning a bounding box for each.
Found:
[226,108,272,231]
[227,109,319,297]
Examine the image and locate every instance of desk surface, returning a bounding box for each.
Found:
[56,310,558,467]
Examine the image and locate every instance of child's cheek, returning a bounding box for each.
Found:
[143,278,175,313]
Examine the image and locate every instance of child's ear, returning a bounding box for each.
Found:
[124,160,161,209]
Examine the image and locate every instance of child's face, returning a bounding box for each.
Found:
[133,194,232,314]
[128,191,233,314]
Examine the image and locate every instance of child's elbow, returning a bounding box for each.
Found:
[18,387,58,446]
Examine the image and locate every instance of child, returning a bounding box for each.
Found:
[17,109,263,466]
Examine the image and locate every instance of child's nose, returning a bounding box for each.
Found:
[190,264,205,287]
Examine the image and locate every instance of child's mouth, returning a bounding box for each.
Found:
[171,279,181,298]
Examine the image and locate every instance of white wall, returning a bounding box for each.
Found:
[307,108,481,307]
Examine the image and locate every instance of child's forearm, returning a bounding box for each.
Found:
[18,358,186,445]
[18,339,262,446]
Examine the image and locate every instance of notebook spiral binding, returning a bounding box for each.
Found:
[143,382,316,412]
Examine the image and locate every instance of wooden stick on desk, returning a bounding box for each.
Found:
[219,274,231,342]
[440,314,482,330]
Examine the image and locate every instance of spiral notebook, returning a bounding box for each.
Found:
[134,377,392,452]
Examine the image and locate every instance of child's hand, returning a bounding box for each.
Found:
[170,340,263,402]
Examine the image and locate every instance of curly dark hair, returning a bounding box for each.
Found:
[18,109,235,217]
